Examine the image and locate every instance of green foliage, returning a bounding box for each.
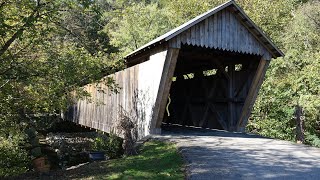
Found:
[92,133,123,159]
[105,1,174,55]
[0,137,29,177]
[305,132,320,148]
[0,0,121,175]
[0,0,319,175]
[236,0,297,48]
[249,1,320,142]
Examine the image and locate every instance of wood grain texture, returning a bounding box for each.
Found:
[168,9,271,58]
[155,48,180,128]
[66,47,169,139]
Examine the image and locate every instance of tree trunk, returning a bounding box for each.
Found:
[295,105,305,143]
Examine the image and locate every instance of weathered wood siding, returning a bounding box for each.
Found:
[168,9,272,60]
[66,48,171,139]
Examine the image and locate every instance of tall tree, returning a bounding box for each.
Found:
[0,0,120,176]
[248,1,320,145]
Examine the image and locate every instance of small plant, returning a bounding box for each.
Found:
[106,133,123,159]
[0,138,29,177]
[305,133,320,148]
[117,107,136,156]
[92,133,123,159]
[92,135,109,152]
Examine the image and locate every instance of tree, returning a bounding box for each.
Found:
[0,0,121,176]
[248,1,320,145]
[104,1,174,56]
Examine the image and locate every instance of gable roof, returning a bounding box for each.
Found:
[125,0,284,59]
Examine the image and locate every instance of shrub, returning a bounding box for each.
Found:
[92,133,123,159]
[0,138,29,177]
[305,133,320,148]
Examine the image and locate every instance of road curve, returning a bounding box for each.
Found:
[155,126,320,180]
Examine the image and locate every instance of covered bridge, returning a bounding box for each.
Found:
[66,0,283,139]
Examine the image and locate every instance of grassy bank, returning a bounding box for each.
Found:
[105,140,184,180]
[10,140,185,180]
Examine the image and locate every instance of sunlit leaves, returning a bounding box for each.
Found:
[250,1,320,144]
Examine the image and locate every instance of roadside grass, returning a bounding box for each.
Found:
[8,140,185,180]
[101,140,185,180]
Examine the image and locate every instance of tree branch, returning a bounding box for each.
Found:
[0,3,42,58]
[0,79,10,89]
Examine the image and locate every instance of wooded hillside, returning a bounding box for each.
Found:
[0,0,319,176]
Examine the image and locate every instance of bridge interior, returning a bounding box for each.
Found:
[163,45,261,131]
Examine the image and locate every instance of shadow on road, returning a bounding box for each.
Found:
[158,125,320,180]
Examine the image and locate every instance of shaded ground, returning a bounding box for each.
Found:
[156,126,320,180]
[7,141,184,180]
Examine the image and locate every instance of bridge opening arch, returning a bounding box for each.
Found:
[162,45,261,131]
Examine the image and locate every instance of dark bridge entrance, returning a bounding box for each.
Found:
[164,45,260,131]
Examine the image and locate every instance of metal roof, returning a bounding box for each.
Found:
[125,0,284,59]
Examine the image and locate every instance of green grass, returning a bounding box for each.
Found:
[12,140,184,180]
[96,140,185,180]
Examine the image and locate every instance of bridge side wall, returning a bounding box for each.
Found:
[66,47,170,139]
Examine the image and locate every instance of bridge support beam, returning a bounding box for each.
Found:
[153,48,180,130]
[237,57,270,132]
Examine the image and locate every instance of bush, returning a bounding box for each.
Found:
[0,138,29,177]
[305,133,320,148]
[92,133,123,159]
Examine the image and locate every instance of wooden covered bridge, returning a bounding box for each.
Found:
[66,1,283,139]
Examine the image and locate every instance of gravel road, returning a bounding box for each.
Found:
[156,126,320,180]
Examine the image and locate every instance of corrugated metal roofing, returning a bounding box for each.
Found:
[125,0,284,59]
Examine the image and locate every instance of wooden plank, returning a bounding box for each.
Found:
[200,21,205,47]
[155,48,180,128]
[195,24,201,46]
[186,28,192,45]
[181,32,187,44]
[213,13,218,49]
[229,10,234,51]
[235,14,239,53]
[191,26,196,45]
[226,9,230,51]
[176,35,181,48]
[237,58,270,131]
[248,30,254,54]
[169,37,177,48]
[217,12,222,49]
[221,9,226,50]
[205,18,209,48]
[208,16,214,48]
[240,23,245,53]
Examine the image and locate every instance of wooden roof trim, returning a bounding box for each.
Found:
[230,2,284,58]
